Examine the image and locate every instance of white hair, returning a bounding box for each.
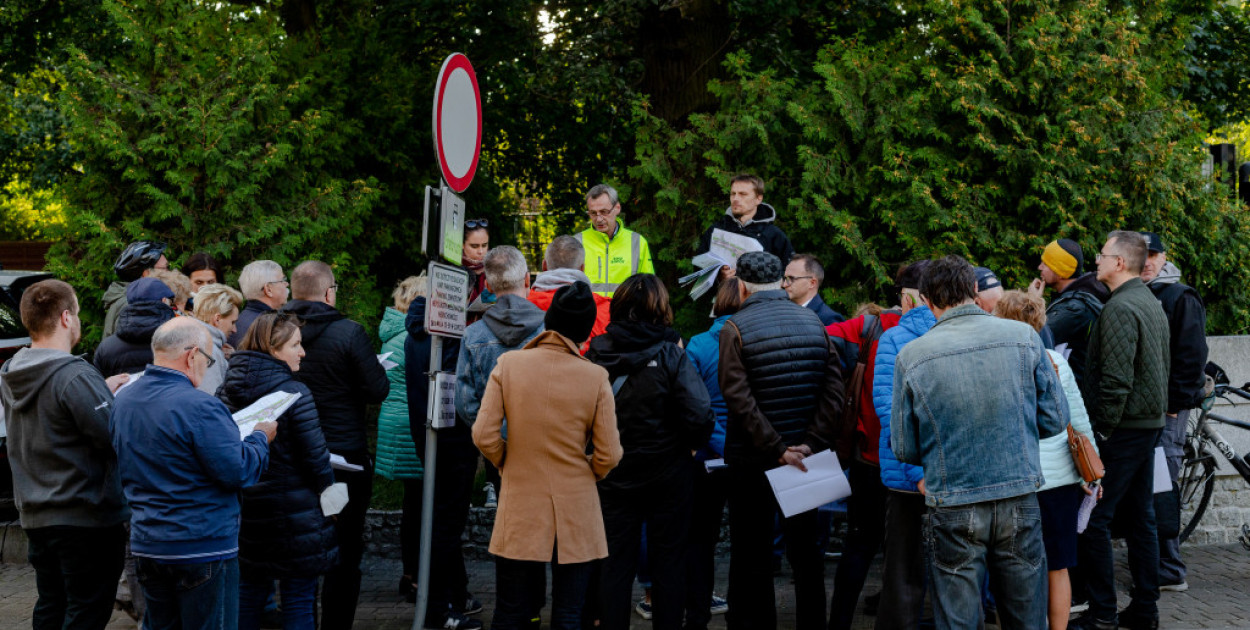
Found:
[741,279,782,294]
[194,284,245,322]
[483,246,529,294]
[151,318,210,356]
[238,260,283,300]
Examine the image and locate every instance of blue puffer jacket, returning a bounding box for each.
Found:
[874,306,936,492]
[685,316,730,460]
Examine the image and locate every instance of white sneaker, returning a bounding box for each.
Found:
[1070,600,1089,614]
[484,483,498,509]
[1160,581,1189,592]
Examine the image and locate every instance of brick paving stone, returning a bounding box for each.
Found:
[2,543,1249,629]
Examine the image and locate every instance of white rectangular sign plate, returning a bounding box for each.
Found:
[425,262,468,338]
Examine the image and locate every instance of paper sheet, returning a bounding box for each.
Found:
[679,228,764,300]
[1154,446,1171,494]
[115,371,145,393]
[377,352,398,371]
[765,450,853,518]
[703,458,727,473]
[232,391,300,440]
[320,482,350,517]
[329,453,365,472]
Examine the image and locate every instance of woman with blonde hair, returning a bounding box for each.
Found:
[378,274,428,600]
[993,290,1099,630]
[192,283,245,394]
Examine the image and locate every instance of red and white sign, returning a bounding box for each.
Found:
[432,53,482,193]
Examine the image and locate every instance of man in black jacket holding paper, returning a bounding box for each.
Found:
[281,260,389,630]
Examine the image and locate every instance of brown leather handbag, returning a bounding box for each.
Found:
[1067,424,1105,483]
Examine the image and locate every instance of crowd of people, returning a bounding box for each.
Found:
[0,172,1210,630]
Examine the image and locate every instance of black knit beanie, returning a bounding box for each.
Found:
[544,281,597,344]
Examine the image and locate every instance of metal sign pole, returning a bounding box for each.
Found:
[412,333,442,630]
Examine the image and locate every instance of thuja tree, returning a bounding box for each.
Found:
[50,0,380,341]
[632,0,1250,333]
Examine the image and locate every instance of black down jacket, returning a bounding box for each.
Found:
[93,301,176,377]
[217,350,339,578]
[279,300,389,453]
[587,321,714,492]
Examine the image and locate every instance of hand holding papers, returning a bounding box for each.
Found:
[765,450,852,518]
[680,229,763,300]
[232,391,300,440]
[377,352,398,371]
[329,453,365,472]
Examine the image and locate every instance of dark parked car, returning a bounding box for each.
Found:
[1,269,55,518]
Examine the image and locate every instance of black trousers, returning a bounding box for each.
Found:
[26,523,126,630]
[321,448,373,630]
[493,552,593,630]
[876,490,928,630]
[829,461,888,630]
[727,464,826,630]
[412,423,478,621]
[401,478,424,578]
[684,464,729,630]
[595,462,694,630]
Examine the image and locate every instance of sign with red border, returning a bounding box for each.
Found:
[432,53,482,193]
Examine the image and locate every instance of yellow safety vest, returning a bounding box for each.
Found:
[575,219,654,297]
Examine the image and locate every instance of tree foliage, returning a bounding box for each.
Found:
[632,0,1250,333]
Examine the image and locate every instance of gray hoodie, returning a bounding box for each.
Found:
[454,294,546,425]
[0,348,130,528]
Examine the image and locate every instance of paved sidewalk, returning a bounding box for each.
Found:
[1,544,1248,629]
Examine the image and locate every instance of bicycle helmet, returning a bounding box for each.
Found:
[113,240,168,282]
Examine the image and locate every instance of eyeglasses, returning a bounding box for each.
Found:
[184,346,216,368]
[782,275,814,286]
[266,277,288,286]
[1095,253,1122,263]
[465,218,489,229]
[587,209,615,219]
[328,284,338,292]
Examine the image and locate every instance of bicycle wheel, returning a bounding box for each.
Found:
[1178,438,1217,544]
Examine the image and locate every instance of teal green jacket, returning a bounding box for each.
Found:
[375,307,423,480]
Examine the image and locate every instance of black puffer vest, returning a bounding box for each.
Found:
[725,290,829,462]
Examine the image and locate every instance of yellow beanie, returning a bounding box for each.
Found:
[1041,240,1080,279]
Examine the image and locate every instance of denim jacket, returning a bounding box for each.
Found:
[891,304,1068,507]
[455,294,546,426]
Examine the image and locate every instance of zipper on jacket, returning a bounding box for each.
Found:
[604,243,610,283]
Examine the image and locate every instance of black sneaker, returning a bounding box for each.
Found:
[462,595,484,615]
[428,610,483,630]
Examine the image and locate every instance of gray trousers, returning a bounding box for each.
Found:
[1159,409,1188,584]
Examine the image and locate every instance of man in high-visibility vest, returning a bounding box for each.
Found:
[576,184,655,297]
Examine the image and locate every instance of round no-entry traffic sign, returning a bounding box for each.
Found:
[432,53,482,193]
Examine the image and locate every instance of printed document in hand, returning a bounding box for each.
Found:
[232,391,300,440]
[115,371,145,393]
[329,453,364,472]
[1153,446,1171,493]
[679,228,763,300]
[321,482,349,517]
[377,352,398,371]
[765,450,852,518]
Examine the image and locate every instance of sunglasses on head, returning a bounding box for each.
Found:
[465,218,489,229]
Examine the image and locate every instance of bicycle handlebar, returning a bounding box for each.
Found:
[1212,383,1250,403]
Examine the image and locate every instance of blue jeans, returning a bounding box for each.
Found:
[1079,428,1162,623]
[239,573,318,630]
[924,494,1046,630]
[136,557,239,630]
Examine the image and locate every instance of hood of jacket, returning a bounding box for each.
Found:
[587,321,677,377]
[1149,261,1182,287]
[531,268,592,292]
[0,348,79,413]
[217,350,295,409]
[481,294,546,346]
[1062,271,1111,302]
[115,301,176,344]
[722,202,778,227]
[379,307,406,345]
[102,281,129,312]
[281,300,346,345]
[896,305,937,337]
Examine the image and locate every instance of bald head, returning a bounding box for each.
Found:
[290,260,336,303]
[152,317,210,361]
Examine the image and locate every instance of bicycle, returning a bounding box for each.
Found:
[1177,380,1250,545]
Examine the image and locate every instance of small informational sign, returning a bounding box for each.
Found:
[432,53,482,193]
[440,188,464,265]
[427,371,457,429]
[425,262,468,338]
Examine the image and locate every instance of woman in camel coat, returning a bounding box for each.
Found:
[472,282,623,630]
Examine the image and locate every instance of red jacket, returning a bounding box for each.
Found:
[527,288,612,354]
[825,311,901,465]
